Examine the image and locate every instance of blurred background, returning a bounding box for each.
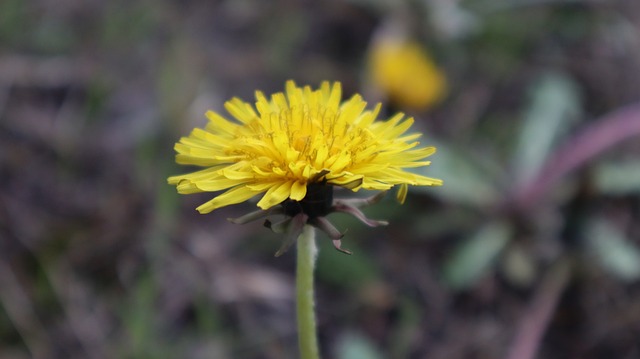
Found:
[2,0,640,358]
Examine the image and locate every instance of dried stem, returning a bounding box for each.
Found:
[505,258,572,359]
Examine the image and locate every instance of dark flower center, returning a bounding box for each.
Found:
[282,183,333,219]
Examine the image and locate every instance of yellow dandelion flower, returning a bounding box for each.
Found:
[369,39,447,110]
[168,81,442,215]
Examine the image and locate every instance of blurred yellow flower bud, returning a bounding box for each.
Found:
[369,38,447,110]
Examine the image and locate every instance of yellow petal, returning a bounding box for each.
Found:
[256,181,293,209]
[290,181,307,201]
[196,186,259,214]
[396,184,408,204]
[195,178,246,192]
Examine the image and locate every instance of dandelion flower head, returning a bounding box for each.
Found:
[370,39,447,110]
[168,81,442,214]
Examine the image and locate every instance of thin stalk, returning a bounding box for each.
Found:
[296,225,320,359]
[505,258,572,359]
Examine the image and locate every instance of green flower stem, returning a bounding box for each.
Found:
[296,225,320,359]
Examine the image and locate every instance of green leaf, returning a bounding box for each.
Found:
[419,140,501,206]
[594,161,640,195]
[586,218,640,282]
[443,222,512,289]
[512,71,582,186]
[336,332,384,359]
